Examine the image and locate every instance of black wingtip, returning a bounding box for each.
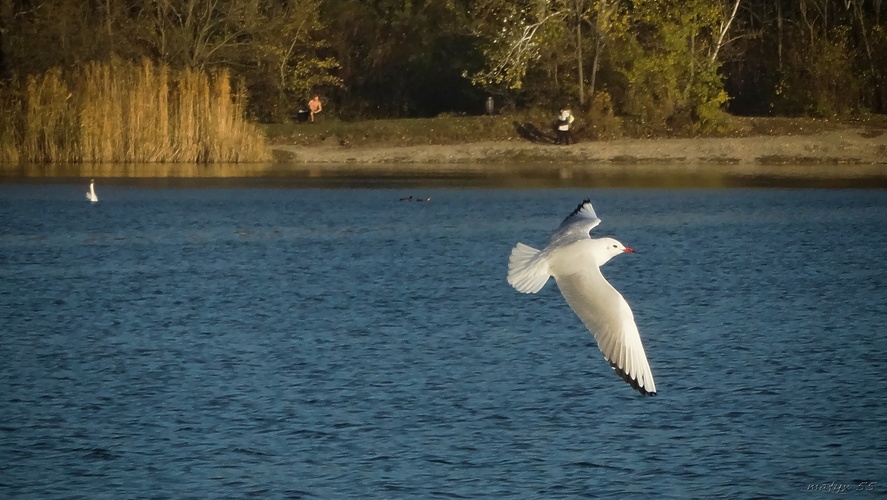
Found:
[610,362,657,396]
[567,199,593,218]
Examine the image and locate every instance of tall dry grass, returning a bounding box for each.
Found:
[0,59,270,163]
[0,81,21,164]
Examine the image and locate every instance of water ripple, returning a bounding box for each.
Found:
[1,187,886,497]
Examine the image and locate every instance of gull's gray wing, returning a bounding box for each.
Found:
[548,199,602,248]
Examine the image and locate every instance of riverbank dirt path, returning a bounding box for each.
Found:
[272,126,886,167]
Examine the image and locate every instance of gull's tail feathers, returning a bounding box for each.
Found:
[507,243,550,293]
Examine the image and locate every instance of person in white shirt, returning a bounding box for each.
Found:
[556,106,575,145]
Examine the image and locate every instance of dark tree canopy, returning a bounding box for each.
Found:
[1,0,884,122]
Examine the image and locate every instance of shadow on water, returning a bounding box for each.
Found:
[2,161,887,189]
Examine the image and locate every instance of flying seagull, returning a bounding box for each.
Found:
[507,199,657,395]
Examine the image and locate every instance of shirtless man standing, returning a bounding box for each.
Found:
[308,95,322,122]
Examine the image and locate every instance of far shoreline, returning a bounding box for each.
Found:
[2,126,885,186]
[270,127,887,169]
[260,126,887,187]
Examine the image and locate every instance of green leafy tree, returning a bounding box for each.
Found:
[775,24,865,116]
[769,0,882,116]
[248,0,342,121]
[722,0,884,116]
[469,0,619,112]
[613,0,734,134]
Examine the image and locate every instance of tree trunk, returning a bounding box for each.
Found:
[575,0,585,106]
[850,0,884,112]
[105,0,112,39]
[777,1,783,70]
[590,33,602,98]
[0,0,8,77]
[710,0,742,63]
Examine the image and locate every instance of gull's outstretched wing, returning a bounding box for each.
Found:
[549,199,602,248]
[554,268,657,396]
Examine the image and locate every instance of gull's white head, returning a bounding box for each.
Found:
[593,237,635,266]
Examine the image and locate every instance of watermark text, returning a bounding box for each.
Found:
[806,481,878,494]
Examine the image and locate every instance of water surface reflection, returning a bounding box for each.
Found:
[1,161,886,189]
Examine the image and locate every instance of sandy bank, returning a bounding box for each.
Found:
[271,128,887,176]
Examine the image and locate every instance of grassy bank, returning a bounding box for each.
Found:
[264,113,887,149]
[263,114,527,148]
[0,60,270,164]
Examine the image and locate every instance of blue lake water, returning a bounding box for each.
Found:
[1,182,886,498]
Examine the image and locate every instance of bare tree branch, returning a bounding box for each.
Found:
[711,0,742,63]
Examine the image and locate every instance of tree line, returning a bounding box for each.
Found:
[1,0,884,130]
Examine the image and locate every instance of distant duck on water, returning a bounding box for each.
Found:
[86,179,98,203]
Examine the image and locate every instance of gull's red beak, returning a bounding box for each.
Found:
[623,247,635,253]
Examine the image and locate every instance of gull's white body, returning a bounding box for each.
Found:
[507,200,657,395]
[86,180,98,203]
